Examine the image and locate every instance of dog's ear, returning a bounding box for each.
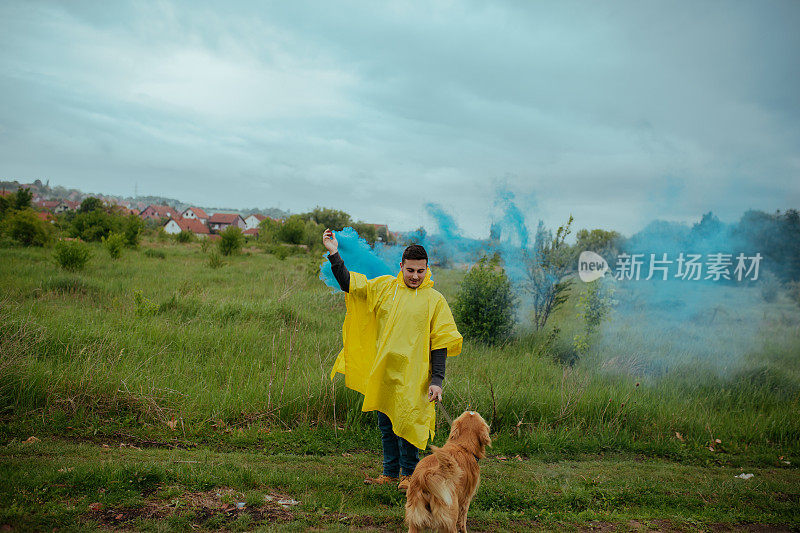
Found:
[448,418,462,440]
[478,423,492,449]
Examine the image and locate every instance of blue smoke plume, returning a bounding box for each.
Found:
[318,191,799,380]
[319,227,395,290]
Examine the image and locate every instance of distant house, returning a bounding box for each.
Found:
[244,213,267,230]
[242,228,260,238]
[163,217,211,236]
[140,204,180,221]
[36,211,55,224]
[34,200,77,214]
[36,200,62,212]
[182,207,209,225]
[208,213,246,233]
[109,204,138,216]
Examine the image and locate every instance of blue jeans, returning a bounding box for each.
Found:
[377,411,419,477]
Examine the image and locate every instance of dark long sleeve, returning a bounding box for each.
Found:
[430,348,446,387]
[328,252,350,293]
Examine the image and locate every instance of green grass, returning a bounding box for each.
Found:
[1,438,797,531]
[1,240,799,530]
[1,242,799,459]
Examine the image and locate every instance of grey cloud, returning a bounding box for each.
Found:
[0,0,798,237]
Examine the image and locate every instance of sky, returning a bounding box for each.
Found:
[1,0,798,238]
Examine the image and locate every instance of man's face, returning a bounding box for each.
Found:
[401,258,428,288]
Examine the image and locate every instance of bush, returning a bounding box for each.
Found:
[789,281,800,309]
[276,215,306,244]
[103,232,125,259]
[258,218,281,244]
[3,209,51,246]
[208,250,224,269]
[452,256,516,345]
[218,226,243,256]
[760,272,781,303]
[573,278,615,357]
[176,230,195,243]
[42,275,101,296]
[70,208,123,242]
[54,240,92,272]
[123,215,144,248]
[266,243,300,260]
[144,248,166,259]
[133,290,159,317]
[527,216,574,331]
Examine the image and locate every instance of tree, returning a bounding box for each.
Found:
[303,219,325,252]
[0,194,9,221]
[575,228,621,260]
[404,227,426,247]
[452,255,516,345]
[351,222,377,246]
[526,215,574,331]
[732,209,800,282]
[309,206,352,230]
[376,225,396,244]
[78,197,103,213]
[14,188,33,210]
[277,215,307,244]
[258,217,282,244]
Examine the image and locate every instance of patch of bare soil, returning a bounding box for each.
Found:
[84,487,297,528]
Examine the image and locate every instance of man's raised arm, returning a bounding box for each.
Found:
[323,229,350,292]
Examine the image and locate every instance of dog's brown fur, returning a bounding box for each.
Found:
[404,411,491,533]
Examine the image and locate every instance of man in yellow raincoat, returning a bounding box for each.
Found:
[322,229,462,490]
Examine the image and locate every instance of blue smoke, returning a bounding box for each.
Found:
[317,192,798,380]
[319,227,395,291]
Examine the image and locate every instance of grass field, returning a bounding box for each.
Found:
[1,239,798,531]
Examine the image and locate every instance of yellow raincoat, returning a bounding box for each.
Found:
[330,267,462,449]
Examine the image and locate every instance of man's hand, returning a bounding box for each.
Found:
[428,384,442,402]
[322,228,338,255]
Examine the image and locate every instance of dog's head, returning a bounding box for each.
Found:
[448,410,492,459]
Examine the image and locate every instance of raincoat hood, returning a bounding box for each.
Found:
[396,265,434,290]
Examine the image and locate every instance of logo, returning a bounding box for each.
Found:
[578,251,609,282]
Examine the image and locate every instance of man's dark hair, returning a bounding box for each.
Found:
[402,244,428,263]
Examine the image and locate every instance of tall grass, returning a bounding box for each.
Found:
[0,242,798,459]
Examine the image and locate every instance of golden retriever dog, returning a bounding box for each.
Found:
[404,411,491,533]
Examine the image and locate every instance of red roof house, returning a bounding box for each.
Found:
[208,213,246,233]
[182,207,209,224]
[36,211,55,223]
[163,217,211,236]
[244,213,268,230]
[140,204,180,221]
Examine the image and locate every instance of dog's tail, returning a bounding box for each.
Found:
[405,446,458,531]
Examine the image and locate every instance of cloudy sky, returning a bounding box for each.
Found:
[1,1,798,237]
